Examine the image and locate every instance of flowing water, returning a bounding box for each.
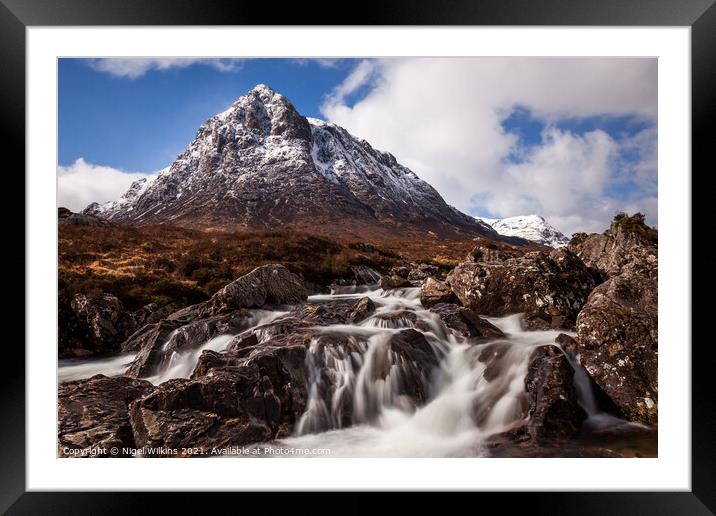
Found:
[58,284,646,457]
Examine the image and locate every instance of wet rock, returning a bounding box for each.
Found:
[522,309,566,331]
[60,294,137,357]
[372,330,439,407]
[430,303,504,340]
[420,277,457,308]
[524,345,587,442]
[369,310,431,331]
[574,271,658,425]
[226,333,259,352]
[121,319,181,353]
[204,264,309,314]
[237,297,376,347]
[555,333,578,355]
[349,297,376,322]
[477,342,512,382]
[131,302,180,327]
[568,213,657,279]
[58,375,154,457]
[388,329,439,372]
[379,275,412,290]
[446,247,595,329]
[350,265,382,285]
[129,342,309,453]
[124,313,249,379]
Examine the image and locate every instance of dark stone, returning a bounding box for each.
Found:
[204,264,309,314]
[523,345,587,442]
[420,277,457,308]
[350,265,382,285]
[555,333,578,355]
[129,332,310,453]
[124,313,249,379]
[407,263,440,281]
[59,293,138,358]
[466,245,515,263]
[349,297,376,322]
[446,247,595,329]
[370,310,431,331]
[477,342,512,382]
[575,271,658,425]
[379,275,412,290]
[430,303,504,340]
[58,375,154,457]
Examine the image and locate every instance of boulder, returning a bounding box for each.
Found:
[554,333,578,355]
[476,342,512,382]
[568,213,657,279]
[466,245,518,263]
[446,247,595,329]
[124,313,249,379]
[232,296,377,348]
[369,310,431,331]
[58,375,154,457]
[288,297,375,326]
[430,303,504,340]
[389,265,411,278]
[407,263,440,281]
[371,330,439,408]
[420,277,457,308]
[349,297,376,322]
[523,345,587,442]
[574,271,658,425]
[129,340,309,453]
[204,264,309,314]
[379,275,412,290]
[131,302,180,327]
[60,293,137,357]
[350,265,382,285]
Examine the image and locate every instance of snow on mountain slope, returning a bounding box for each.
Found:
[85,84,499,241]
[476,215,570,247]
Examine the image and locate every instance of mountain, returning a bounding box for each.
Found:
[476,215,570,247]
[85,84,501,241]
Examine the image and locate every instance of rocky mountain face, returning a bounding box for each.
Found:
[84,84,500,241]
[476,215,570,247]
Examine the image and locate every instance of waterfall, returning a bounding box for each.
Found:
[59,283,631,456]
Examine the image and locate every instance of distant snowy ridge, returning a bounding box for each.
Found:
[475,214,570,247]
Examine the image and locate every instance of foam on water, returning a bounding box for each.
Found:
[58,284,628,456]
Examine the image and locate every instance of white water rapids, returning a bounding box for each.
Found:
[59,285,627,457]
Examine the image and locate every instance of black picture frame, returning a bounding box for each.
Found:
[4,0,710,512]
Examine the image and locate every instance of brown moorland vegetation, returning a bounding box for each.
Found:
[60,224,526,311]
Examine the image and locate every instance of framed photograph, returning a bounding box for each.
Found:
[6,0,710,510]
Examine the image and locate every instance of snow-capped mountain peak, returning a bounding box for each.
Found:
[84,84,500,241]
[476,214,570,247]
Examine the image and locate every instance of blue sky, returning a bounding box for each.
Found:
[59,58,353,171]
[58,57,657,234]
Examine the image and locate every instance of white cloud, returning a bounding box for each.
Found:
[292,58,344,69]
[57,158,153,212]
[321,58,657,235]
[87,58,243,79]
[322,60,377,112]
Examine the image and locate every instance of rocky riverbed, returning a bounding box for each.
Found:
[58,213,657,458]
